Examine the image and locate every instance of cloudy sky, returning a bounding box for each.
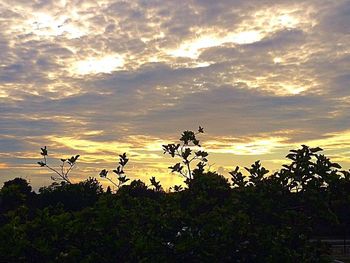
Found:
[0,0,349,189]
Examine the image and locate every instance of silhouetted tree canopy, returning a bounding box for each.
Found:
[1,129,349,262]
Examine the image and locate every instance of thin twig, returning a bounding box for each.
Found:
[106,177,119,188]
[44,164,71,184]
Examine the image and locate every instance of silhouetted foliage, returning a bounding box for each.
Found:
[163,126,208,183]
[1,129,350,262]
[100,152,130,190]
[37,177,103,211]
[0,178,34,213]
[150,176,162,192]
[37,146,80,184]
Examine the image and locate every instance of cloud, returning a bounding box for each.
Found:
[0,0,349,189]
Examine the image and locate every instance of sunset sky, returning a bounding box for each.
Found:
[0,0,349,190]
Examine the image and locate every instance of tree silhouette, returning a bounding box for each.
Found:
[162,126,208,183]
[37,146,79,184]
[149,176,162,192]
[100,153,130,190]
[15,131,350,262]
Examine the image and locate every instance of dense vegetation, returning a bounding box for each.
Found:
[0,128,349,262]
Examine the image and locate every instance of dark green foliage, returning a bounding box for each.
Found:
[0,178,34,213]
[230,166,246,188]
[2,137,350,262]
[171,184,183,192]
[37,177,103,211]
[245,160,269,186]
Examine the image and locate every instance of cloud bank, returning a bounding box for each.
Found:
[0,0,349,189]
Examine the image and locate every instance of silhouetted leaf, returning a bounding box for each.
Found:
[38,161,46,167]
[169,163,183,173]
[182,148,192,160]
[310,147,323,153]
[99,169,108,178]
[40,146,48,156]
[331,162,342,169]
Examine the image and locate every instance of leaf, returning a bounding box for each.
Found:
[119,153,127,159]
[195,150,208,158]
[150,176,161,191]
[40,146,48,156]
[331,162,342,169]
[182,148,192,160]
[118,175,129,183]
[196,162,206,173]
[310,147,323,153]
[180,130,196,145]
[169,163,183,173]
[286,153,296,160]
[99,169,108,178]
[67,155,80,165]
[38,161,46,167]
[173,185,183,192]
[193,139,200,146]
[113,166,124,175]
[119,153,129,166]
[162,144,179,157]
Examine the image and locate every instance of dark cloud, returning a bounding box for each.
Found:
[247,29,306,50]
[318,1,350,34]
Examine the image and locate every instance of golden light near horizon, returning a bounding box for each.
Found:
[48,136,132,155]
[206,136,287,155]
[0,163,8,169]
[0,90,8,98]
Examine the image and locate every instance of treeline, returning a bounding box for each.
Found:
[0,129,349,262]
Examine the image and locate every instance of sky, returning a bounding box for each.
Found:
[0,0,349,190]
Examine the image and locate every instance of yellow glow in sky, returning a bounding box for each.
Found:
[166,8,308,59]
[0,163,8,169]
[49,136,132,154]
[167,30,262,58]
[273,57,283,64]
[0,90,8,98]
[229,31,263,44]
[206,137,287,155]
[277,14,299,28]
[73,55,125,75]
[25,12,86,39]
[280,84,306,95]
